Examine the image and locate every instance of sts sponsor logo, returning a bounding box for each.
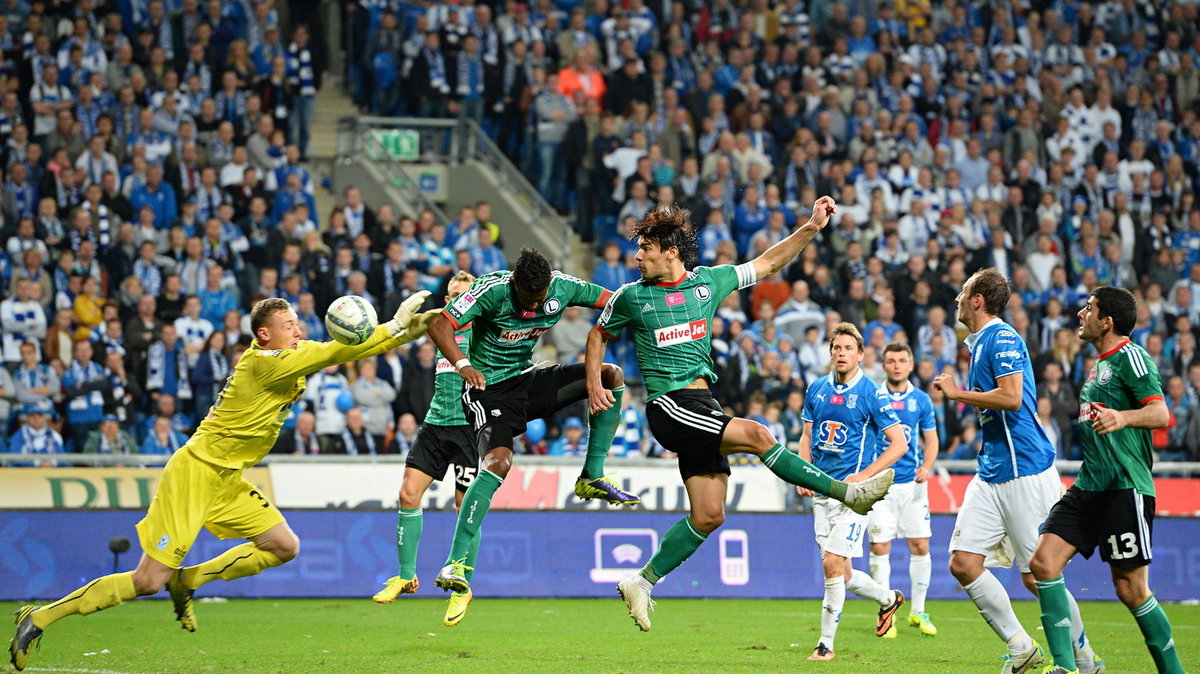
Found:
[816,421,849,450]
[654,319,707,347]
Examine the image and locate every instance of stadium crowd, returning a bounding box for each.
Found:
[3,0,1200,466]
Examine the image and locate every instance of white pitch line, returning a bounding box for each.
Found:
[25,662,159,666]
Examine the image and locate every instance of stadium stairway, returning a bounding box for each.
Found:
[328,110,582,275]
[308,84,360,222]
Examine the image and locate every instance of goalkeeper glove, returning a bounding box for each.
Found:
[384,290,432,337]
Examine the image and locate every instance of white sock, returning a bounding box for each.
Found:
[846,568,893,606]
[820,576,845,650]
[633,570,656,590]
[869,553,891,591]
[963,570,1030,652]
[1066,588,1096,668]
[910,554,931,613]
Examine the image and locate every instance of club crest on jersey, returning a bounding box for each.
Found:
[908,398,917,412]
[694,285,711,301]
[665,292,685,307]
[1098,369,1112,385]
[847,394,858,409]
[544,298,561,314]
[654,319,707,347]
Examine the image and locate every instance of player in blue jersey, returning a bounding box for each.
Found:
[799,323,908,662]
[867,343,939,639]
[932,268,1100,674]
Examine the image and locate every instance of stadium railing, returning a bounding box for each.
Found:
[334,115,576,273]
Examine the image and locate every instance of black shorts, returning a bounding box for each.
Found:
[1041,486,1155,568]
[463,363,588,451]
[405,423,478,492]
[645,389,733,481]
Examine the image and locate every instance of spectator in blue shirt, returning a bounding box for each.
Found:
[548,416,587,457]
[593,241,633,291]
[141,414,186,454]
[469,227,507,275]
[195,265,238,327]
[129,164,178,230]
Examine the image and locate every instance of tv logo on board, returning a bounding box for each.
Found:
[590,528,658,582]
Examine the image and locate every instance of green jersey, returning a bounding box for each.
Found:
[426,324,472,426]
[442,270,610,385]
[596,263,756,400]
[1075,340,1163,496]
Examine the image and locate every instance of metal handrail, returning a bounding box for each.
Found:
[460,118,574,267]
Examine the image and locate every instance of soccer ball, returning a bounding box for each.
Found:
[325,295,379,345]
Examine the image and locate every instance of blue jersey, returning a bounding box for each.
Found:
[802,369,901,480]
[964,318,1056,483]
[876,382,937,484]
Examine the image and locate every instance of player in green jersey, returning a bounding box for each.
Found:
[424,248,639,626]
[372,272,481,620]
[1029,287,1184,674]
[585,197,895,631]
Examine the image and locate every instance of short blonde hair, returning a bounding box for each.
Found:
[828,322,864,352]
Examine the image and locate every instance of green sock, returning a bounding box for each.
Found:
[1036,576,1075,668]
[1132,595,1186,674]
[463,529,482,584]
[584,386,623,478]
[761,444,846,500]
[639,516,708,584]
[396,508,423,578]
[445,469,502,564]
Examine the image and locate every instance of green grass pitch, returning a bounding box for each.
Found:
[4,597,1197,672]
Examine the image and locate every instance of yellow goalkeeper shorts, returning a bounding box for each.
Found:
[135,449,285,568]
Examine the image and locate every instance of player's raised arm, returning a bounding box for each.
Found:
[750,195,837,281]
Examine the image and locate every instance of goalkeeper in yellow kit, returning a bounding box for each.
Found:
[9,293,436,671]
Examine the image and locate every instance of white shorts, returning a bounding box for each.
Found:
[814,495,868,559]
[949,467,1063,573]
[868,481,932,543]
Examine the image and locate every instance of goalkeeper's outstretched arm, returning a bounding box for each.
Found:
[261,293,437,383]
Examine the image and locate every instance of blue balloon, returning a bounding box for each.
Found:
[524,418,546,444]
[336,390,356,413]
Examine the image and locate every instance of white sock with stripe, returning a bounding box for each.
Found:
[910,554,931,613]
[846,568,893,606]
[963,570,1031,653]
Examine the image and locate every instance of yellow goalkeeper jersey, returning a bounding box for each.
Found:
[185,326,406,469]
